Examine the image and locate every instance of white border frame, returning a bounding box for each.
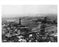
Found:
[0,0,59,47]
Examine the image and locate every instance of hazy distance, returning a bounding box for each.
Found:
[2,5,57,18]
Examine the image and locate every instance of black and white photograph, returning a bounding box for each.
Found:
[2,5,57,42]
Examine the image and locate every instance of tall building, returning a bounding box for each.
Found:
[19,18,21,25]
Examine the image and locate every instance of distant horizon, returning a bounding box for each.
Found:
[2,14,57,18]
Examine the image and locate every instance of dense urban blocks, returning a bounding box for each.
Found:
[2,16,57,42]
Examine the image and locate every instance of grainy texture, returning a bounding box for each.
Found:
[2,15,57,42]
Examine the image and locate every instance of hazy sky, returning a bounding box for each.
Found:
[2,5,57,17]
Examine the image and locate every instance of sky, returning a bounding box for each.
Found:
[2,5,57,17]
